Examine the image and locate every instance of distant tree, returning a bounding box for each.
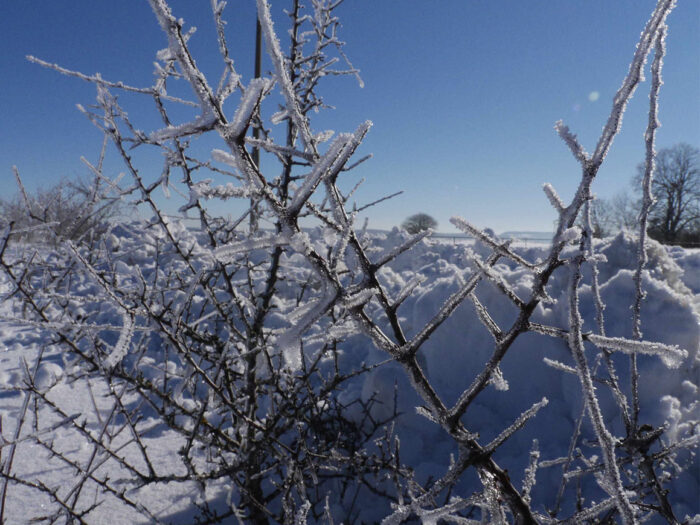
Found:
[402,213,437,234]
[586,192,640,238]
[637,143,699,245]
[609,192,640,232]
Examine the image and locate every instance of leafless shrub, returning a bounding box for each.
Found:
[1,1,695,523]
[1,151,120,247]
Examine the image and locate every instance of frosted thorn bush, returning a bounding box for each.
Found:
[1,0,696,522]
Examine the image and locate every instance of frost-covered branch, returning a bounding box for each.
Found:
[591,0,675,166]
[450,217,537,270]
[631,21,668,428]
[401,251,501,356]
[554,122,589,166]
[483,398,548,456]
[567,252,636,524]
[256,0,315,153]
[27,55,198,106]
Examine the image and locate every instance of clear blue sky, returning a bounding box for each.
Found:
[1,1,698,233]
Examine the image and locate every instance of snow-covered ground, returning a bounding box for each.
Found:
[0,229,698,523]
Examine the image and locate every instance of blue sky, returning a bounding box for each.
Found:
[1,1,698,233]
